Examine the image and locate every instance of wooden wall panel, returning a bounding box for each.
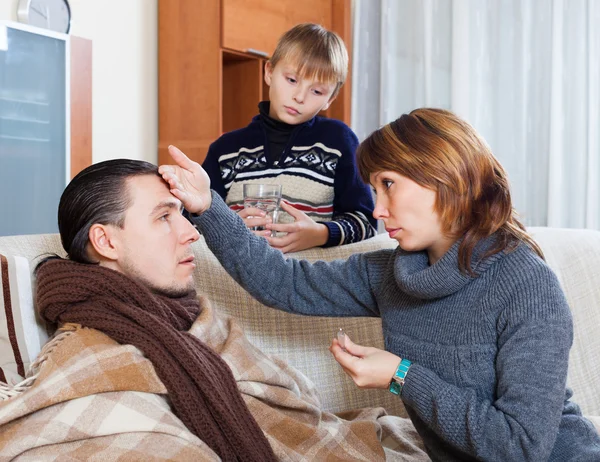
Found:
[285,0,332,32]
[158,0,221,165]
[222,0,286,55]
[222,0,332,56]
[69,36,92,178]
[327,0,352,126]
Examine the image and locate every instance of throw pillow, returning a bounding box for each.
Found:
[0,253,49,384]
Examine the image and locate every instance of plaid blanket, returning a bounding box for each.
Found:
[0,296,427,461]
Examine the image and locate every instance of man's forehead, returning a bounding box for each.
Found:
[126,174,181,212]
[151,197,182,210]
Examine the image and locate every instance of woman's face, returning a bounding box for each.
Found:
[370,170,456,264]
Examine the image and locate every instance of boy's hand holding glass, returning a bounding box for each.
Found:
[264,201,329,253]
[241,184,282,237]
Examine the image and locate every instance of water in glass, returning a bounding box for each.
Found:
[243,196,281,234]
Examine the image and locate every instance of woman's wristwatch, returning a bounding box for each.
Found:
[389,358,412,395]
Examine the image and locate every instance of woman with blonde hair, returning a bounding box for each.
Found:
[160,109,600,460]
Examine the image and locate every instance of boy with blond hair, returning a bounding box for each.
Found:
[202,23,376,253]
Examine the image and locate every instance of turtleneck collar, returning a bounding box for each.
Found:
[258,101,297,133]
[393,234,506,299]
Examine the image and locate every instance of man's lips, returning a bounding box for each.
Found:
[179,256,195,266]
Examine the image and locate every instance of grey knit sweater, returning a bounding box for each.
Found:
[194,192,600,461]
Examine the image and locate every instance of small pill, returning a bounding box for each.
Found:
[337,328,346,351]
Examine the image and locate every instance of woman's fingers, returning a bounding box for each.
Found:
[342,335,368,358]
[238,207,266,218]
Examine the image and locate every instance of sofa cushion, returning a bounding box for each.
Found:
[0,254,49,384]
[0,234,64,384]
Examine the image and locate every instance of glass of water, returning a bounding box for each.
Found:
[242,184,282,237]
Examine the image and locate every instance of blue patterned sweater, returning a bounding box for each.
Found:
[202,113,376,247]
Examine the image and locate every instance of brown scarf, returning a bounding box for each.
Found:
[36,258,276,462]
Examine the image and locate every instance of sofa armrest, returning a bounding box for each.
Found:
[529,227,600,416]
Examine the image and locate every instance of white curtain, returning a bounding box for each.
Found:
[352,0,600,229]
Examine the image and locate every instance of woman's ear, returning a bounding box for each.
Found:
[88,224,119,262]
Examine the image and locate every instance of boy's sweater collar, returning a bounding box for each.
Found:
[393,235,506,299]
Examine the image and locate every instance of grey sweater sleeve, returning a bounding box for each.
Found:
[192,192,381,318]
[401,264,573,461]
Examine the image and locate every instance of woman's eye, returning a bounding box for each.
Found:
[383,180,393,189]
[313,89,323,96]
[287,77,297,84]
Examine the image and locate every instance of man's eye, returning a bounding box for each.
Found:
[383,180,393,189]
[313,89,323,96]
[159,214,170,221]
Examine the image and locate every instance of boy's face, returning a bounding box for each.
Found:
[264,60,337,125]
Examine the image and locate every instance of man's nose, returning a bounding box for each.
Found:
[180,215,200,243]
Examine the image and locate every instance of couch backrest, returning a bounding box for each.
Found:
[528,227,600,415]
[192,233,406,416]
[196,229,600,416]
[0,228,598,416]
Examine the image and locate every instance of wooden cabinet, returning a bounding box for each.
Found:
[158,0,351,165]
[222,51,266,133]
[222,0,332,56]
[158,0,221,166]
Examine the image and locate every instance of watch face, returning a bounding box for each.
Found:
[24,0,71,34]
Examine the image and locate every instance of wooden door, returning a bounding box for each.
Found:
[158,0,221,165]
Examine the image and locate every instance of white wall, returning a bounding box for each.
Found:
[0,0,157,164]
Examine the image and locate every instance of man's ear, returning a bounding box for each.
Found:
[88,224,120,262]
[264,61,273,86]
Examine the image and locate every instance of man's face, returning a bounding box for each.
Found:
[111,174,200,296]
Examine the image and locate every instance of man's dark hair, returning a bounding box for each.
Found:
[58,159,158,263]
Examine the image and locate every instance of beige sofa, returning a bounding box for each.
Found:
[1,227,599,431]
